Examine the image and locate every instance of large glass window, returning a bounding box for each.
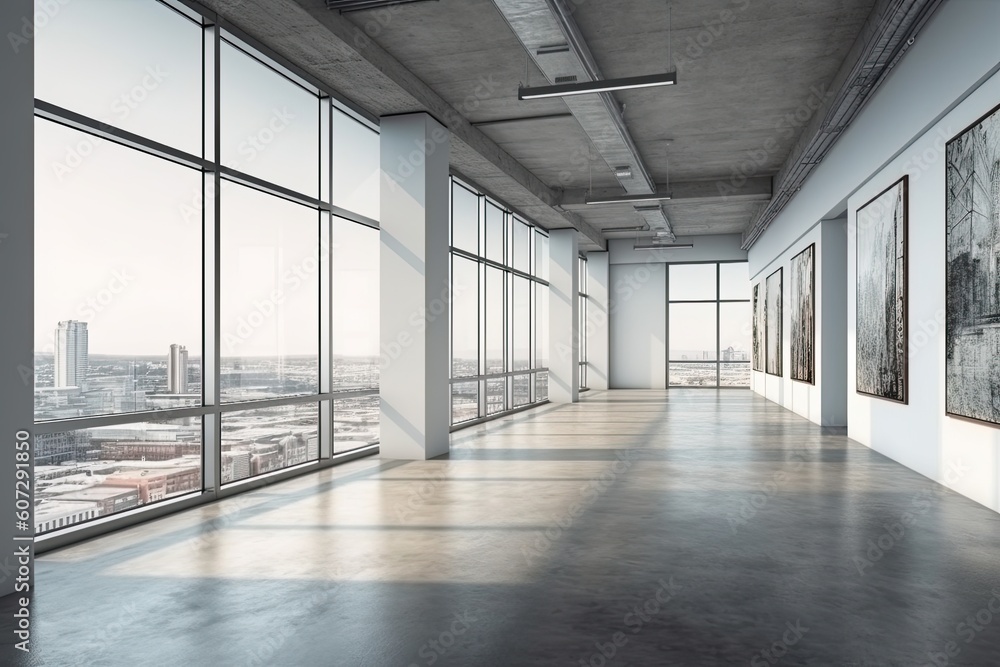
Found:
[220,184,319,402]
[667,262,751,387]
[32,0,381,536]
[450,178,549,426]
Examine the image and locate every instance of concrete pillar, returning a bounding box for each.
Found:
[587,251,610,390]
[0,0,34,599]
[820,217,848,426]
[379,113,450,459]
[548,230,579,403]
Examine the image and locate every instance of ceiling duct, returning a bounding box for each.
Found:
[742,0,946,249]
[632,204,674,242]
[325,0,438,12]
[491,0,657,194]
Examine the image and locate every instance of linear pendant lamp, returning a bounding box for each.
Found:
[633,242,693,250]
[585,192,672,206]
[518,72,677,100]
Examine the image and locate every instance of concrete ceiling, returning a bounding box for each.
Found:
[200,0,879,250]
[333,0,877,247]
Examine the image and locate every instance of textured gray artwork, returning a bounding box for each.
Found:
[752,282,764,372]
[790,244,815,384]
[765,268,782,377]
[947,104,1000,425]
[856,177,907,402]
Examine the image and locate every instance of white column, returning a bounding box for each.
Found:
[0,0,34,597]
[379,113,450,459]
[548,229,579,403]
[587,251,610,390]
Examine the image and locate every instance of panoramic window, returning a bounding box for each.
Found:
[668,262,751,387]
[579,256,589,390]
[450,178,550,425]
[32,0,381,536]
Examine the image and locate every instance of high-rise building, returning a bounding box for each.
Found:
[54,320,89,390]
[168,344,189,394]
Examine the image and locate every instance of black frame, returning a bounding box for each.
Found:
[765,267,783,377]
[944,100,1000,428]
[855,175,908,404]
[790,243,816,384]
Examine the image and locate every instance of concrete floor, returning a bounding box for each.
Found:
[8,389,1000,665]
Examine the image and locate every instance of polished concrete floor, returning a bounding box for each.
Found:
[9,389,1000,665]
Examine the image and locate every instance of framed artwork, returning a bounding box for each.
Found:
[790,244,815,384]
[856,176,908,403]
[946,102,1000,426]
[765,268,782,377]
[752,282,764,372]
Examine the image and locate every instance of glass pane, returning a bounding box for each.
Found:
[222,403,318,484]
[452,256,479,378]
[486,377,506,415]
[536,371,549,402]
[451,381,479,424]
[512,277,531,371]
[220,183,319,402]
[333,109,379,219]
[513,374,531,407]
[485,267,505,375]
[536,284,549,368]
[719,302,752,362]
[221,41,319,196]
[485,202,505,264]
[452,183,479,255]
[333,218,379,391]
[578,294,587,364]
[669,303,717,361]
[670,264,717,301]
[670,363,718,387]
[719,262,750,300]
[721,363,751,387]
[334,395,380,453]
[535,232,549,280]
[512,219,531,272]
[35,417,202,535]
[34,119,202,421]
[35,0,203,156]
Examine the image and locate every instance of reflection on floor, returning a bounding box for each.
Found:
[10,389,1000,665]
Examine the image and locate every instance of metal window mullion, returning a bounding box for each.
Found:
[203,20,222,495]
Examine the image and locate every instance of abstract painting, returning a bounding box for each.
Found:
[752,282,764,372]
[856,176,907,403]
[790,244,815,384]
[946,102,1000,425]
[765,268,782,377]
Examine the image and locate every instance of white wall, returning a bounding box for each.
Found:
[750,219,847,426]
[748,0,1000,512]
[609,262,666,388]
[607,233,749,389]
[586,251,610,390]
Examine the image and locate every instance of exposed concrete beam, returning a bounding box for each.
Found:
[194,0,605,248]
[558,176,772,207]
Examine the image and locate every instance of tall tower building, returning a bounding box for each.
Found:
[168,344,189,394]
[54,320,89,390]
